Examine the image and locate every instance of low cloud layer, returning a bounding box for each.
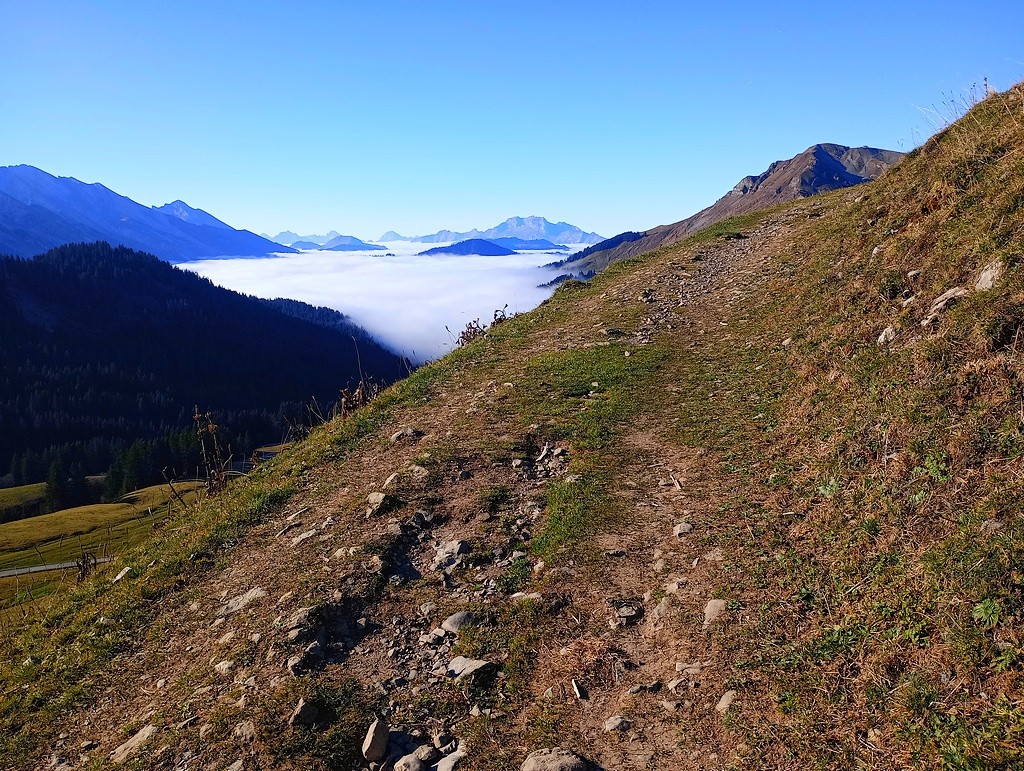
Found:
[185,243,568,362]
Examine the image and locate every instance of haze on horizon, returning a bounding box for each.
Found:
[2,2,1023,240]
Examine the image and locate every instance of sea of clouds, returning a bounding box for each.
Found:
[185,242,578,362]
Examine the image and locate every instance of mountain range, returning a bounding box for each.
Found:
[322,234,387,251]
[0,165,292,262]
[262,230,342,246]
[380,216,604,244]
[559,143,904,274]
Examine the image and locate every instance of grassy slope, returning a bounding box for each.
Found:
[0,483,45,512]
[0,87,1022,769]
[657,87,1024,766]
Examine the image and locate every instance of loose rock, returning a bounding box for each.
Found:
[520,747,588,771]
[110,725,158,764]
[673,522,693,537]
[703,598,727,627]
[441,611,474,634]
[976,259,1004,291]
[288,698,321,728]
[362,718,389,762]
[446,656,497,683]
[436,748,467,771]
[433,540,470,570]
[921,286,969,326]
[604,715,630,732]
[219,587,266,616]
[716,690,737,713]
[394,752,428,771]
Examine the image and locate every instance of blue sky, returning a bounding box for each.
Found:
[2,1,1022,240]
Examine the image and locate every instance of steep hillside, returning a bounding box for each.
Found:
[0,242,408,487]
[0,165,293,261]
[564,144,902,275]
[2,86,1023,771]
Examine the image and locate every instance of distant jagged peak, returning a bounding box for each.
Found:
[564,141,904,275]
[154,200,233,230]
[397,216,604,245]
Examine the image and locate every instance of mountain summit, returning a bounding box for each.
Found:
[0,165,291,262]
[565,143,903,273]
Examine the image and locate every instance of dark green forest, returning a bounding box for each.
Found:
[0,242,409,511]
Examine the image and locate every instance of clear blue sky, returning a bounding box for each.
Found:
[2,1,1022,240]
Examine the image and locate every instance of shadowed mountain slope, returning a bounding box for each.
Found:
[0,165,293,261]
[2,87,1023,771]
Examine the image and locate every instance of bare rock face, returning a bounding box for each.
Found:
[566,143,904,275]
[521,747,588,771]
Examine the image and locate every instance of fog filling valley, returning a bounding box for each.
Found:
[185,242,576,362]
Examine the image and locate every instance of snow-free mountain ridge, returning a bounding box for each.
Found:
[560,144,903,275]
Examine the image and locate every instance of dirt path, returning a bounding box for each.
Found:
[30,203,813,771]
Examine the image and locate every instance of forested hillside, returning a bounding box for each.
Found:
[0,242,408,496]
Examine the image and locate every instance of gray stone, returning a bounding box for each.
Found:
[520,747,588,771]
[288,697,321,728]
[290,529,317,546]
[362,718,389,762]
[233,721,256,743]
[652,596,671,622]
[441,611,474,634]
[673,522,693,537]
[415,744,440,762]
[716,689,737,713]
[703,598,727,627]
[436,748,467,771]
[110,724,158,764]
[921,286,969,326]
[877,325,896,345]
[218,587,266,616]
[419,601,438,617]
[394,752,428,771]
[604,715,629,732]
[446,656,497,682]
[367,491,389,516]
[976,259,1004,291]
[433,540,470,570]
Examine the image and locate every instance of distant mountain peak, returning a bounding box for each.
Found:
[564,143,903,275]
[386,216,603,245]
[154,200,232,230]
